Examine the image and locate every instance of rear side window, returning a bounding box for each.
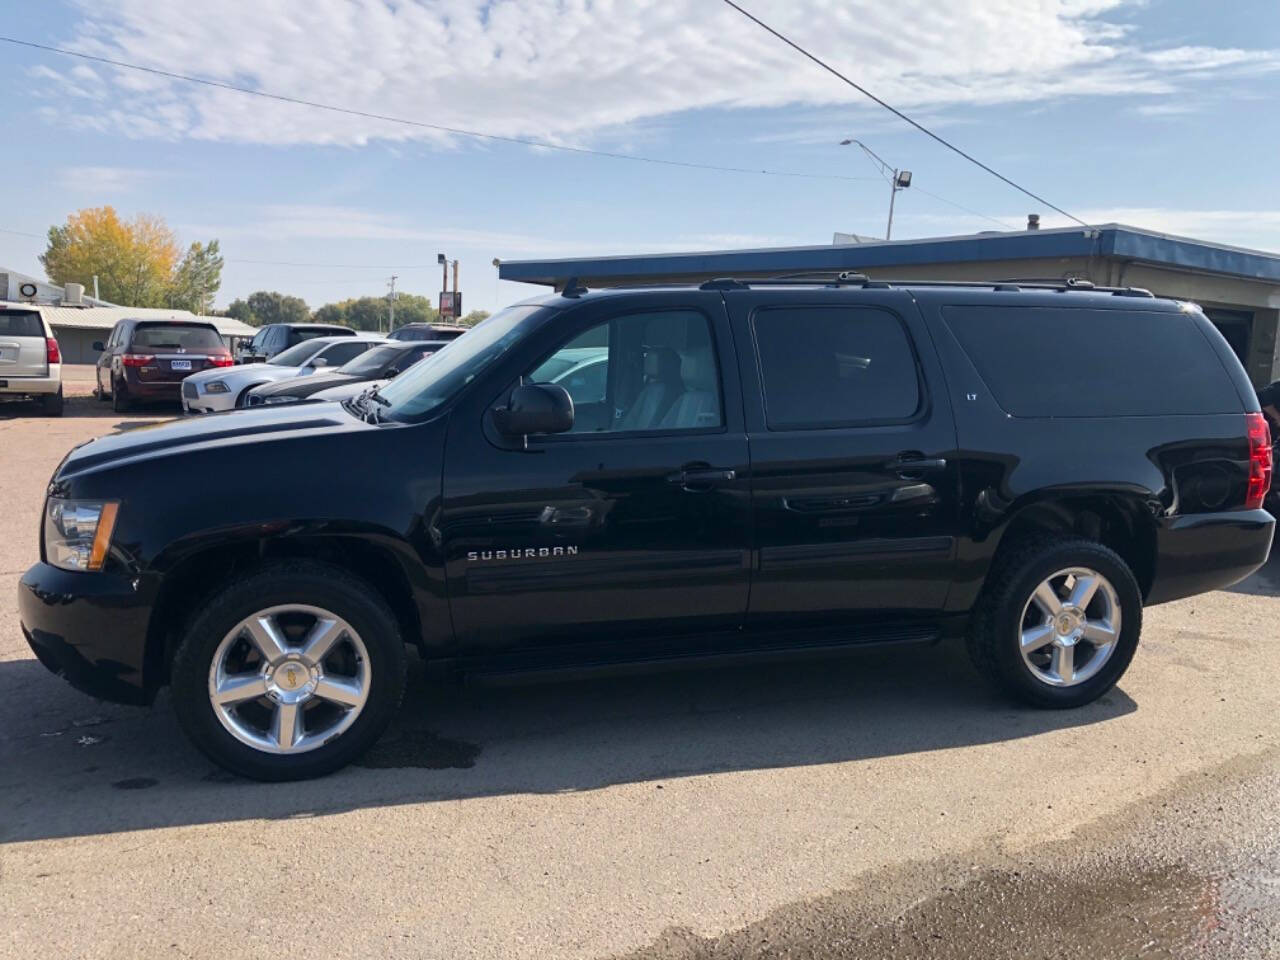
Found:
[0,310,43,337]
[943,306,1240,417]
[753,306,921,429]
[296,326,351,341]
[130,323,224,350]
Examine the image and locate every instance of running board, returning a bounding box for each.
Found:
[463,626,940,687]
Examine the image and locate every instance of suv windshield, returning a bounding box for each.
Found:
[339,344,403,376]
[271,340,327,367]
[130,323,223,350]
[379,305,546,420]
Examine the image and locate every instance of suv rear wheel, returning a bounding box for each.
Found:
[967,537,1142,708]
[171,561,407,780]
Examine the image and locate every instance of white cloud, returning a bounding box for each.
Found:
[54,165,156,193]
[23,0,1275,149]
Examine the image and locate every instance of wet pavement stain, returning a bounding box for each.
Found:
[110,777,158,790]
[354,728,481,770]
[617,863,1228,960]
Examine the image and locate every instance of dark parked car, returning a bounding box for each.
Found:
[93,318,233,411]
[21,279,1275,780]
[245,340,447,406]
[237,323,355,363]
[387,322,467,343]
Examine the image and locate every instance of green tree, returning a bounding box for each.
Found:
[225,290,312,327]
[41,206,179,307]
[168,240,224,313]
[459,309,491,328]
[312,293,440,332]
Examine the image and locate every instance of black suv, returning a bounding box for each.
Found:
[20,280,1275,780]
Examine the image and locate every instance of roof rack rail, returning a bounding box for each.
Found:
[587,277,1163,297]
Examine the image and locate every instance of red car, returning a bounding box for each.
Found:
[95,319,233,411]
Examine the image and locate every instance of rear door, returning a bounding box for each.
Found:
[723,288,961,635]
[0,308,48,379]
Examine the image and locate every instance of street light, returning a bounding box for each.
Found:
[839,138,911,240]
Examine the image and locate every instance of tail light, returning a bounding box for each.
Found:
[1245,412,1273,510]
[46,338,61,364]
[121,353,155,367]
[207,354,234,367]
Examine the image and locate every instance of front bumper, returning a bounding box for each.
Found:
[18,562,157,705]
[182,381,238,414]
[1147,508,1276,604]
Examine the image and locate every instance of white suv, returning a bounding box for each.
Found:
[0,304,62,416]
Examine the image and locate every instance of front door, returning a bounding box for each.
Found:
[440,292,752,656]
[723,288,961,635]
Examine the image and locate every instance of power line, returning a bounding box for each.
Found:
[0,226,43,239]
[913,187,1019,231]
[719,0,1090,228]
[0,35,884,185]
[227,257,438,269]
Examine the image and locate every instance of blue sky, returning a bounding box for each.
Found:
[1,0,1278,314]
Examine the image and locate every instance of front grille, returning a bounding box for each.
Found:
[182,381,198,400]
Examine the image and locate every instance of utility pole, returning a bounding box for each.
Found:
[452,260,459,314]
[387,274,398,332]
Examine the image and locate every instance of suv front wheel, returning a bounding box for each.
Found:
[967,537,1142,708]
[171,561,407,780]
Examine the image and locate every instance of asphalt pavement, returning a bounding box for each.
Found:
[1,397,1277,959]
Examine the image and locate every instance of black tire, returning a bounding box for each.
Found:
[967,536,1142,708]
[170,561,407,781]
[235,383,263,408]
[40,387,64,417]
[111,378,131,413]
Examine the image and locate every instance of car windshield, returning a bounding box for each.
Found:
[378,304,546,420]
[339,344,404,376]
[271,340,326,367]
[130,323,223,350]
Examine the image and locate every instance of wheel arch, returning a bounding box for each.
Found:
[991,491,1158,600]
[144,532,430,693]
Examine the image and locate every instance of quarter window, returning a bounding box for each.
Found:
[753,307,921,429]
[527,310,723,434]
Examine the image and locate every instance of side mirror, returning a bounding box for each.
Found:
[493,383,574,440]
[385,368,401,378]
[92,341,104,352]
[311,357,328,367]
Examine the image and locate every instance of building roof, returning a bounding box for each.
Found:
[5,302,258,337]
[498,223,1280,287]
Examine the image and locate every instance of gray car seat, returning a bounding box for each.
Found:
[617,346,684,430]
[659,350,720,429]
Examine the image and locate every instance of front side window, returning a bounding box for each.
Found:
[271,340,328,367]
[340,344,402,376]
[317,340,371,367]
[753,307,921,430]
[526,309,722,434]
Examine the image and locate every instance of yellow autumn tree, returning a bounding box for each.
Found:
[41,206,181,307]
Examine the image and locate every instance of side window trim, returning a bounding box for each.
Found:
[748,304,930,432]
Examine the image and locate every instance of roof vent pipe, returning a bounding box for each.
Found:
[1027,213,1041,231]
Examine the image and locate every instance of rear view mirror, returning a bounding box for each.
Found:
[493,383,574,440]
[92,341,104,352]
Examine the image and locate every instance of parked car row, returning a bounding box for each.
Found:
[0,311,469,417]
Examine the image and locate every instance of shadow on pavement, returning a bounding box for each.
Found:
[0,640,1136,844]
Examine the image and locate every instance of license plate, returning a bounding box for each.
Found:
[171,359,192,371]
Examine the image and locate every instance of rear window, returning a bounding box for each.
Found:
[753,306,922,429]
[943,305,1240,417]
[130,322,224,350]
[295,326,353,340]
[0,310,43,337]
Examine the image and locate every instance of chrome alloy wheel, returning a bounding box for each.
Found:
[1018,567,1122,688]
[208,604,371,754]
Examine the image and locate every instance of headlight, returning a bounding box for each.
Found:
[205,381,229,394]
[264,395,299,404]
[44,499,119,572]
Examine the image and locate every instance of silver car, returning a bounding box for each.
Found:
[0,304,63,416]
[181,336,384,413]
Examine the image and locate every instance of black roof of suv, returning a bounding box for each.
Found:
[20,278,1274,779]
